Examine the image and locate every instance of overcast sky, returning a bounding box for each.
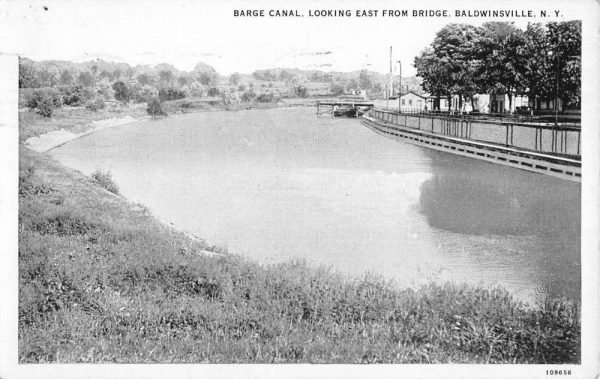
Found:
[0,0,580,76]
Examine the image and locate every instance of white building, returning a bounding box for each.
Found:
[374,92,428,111]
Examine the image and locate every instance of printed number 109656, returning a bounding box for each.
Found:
[546,370,572,375]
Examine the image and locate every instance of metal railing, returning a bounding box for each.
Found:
[369,109,581,157]
[375,107,581,129]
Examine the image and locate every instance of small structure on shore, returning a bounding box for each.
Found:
[316,97,374,118]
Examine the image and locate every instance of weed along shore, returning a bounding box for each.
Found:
[18,107,580,364]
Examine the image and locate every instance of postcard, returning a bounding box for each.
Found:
[0,0,598,378]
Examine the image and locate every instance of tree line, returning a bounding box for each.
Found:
[18,58,221,117]
[414,21,581,112]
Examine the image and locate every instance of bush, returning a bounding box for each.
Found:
[188,82,205,97]
[294,85,308,98]
[27,88,62,109]
[85,98,105,112]
[241,90,256,102]
[158,88,186,102]
[27,88,62,117]
[91,169,119,194]
[58,85,85,106]
[207,87,220,97]
[256,93,276,103]
[146,98,166,118]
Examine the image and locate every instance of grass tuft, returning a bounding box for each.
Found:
[91,169,119,195]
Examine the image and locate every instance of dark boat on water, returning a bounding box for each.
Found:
[333,106,358,117]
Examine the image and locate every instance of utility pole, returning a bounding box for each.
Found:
[389,46,393,100]
[555,54,560,126]
[386,84,389,109]
[397,60,402,112]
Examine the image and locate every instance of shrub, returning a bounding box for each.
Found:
[146,98,166,118]
[85,98,105,112]
[294,85,308,98]
[256,93,275,103]
[207,87,220,97]
[188,82,205,97]
[36,97,55,117]
[91,169,119,194]
[27,88,63,117]
[158,88,186,102]
[220,89,240,105]
[58,85,85,106]
[241,90,256,102]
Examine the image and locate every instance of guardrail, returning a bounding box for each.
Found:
[375,107,581,129]
[370,109,581,157]
[362,116,581,182]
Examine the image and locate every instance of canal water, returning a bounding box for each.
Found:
[50,107,581,305]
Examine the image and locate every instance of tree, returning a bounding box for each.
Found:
[372,82,383,95]
[346,79,358,93]
[207,87,220,97]
[547,21,582,110]
[146,98,166,118]
[199,72,215,86]
[177,74,192,87]
[159,70,174,87]
[474,22,528,112]
[330,83,345,96]
[78,71,95,87]
[358,70,373,90]
[137,73,154,86]
[132,85,159,103]
[241,90,256,102]
[294,84,308,98]
[229,72,241,86]
[520,23,555,112]
[38,66,61,87]
[98,70,112,81]
[112,81,130,102]
[96,78,115,100]
[414,47,452,110]
[59,69,74,85]
[193,62,219,86]
[432,24,480,110]
[19,59,38,88]
[112,69,122,81]
[188,82,205,97]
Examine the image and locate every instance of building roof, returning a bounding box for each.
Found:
[400,91,427,99]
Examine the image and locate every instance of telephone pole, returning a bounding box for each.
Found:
[397,60,402,112]
[389,46,393,100]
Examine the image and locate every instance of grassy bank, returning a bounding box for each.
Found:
[19,96,317,144]
[18,112,580,363]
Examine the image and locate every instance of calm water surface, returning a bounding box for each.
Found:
[51,108,581,305]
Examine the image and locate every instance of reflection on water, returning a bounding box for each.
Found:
[417,150,580,303]
[419,150,580,238]
[50,107,580,306]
